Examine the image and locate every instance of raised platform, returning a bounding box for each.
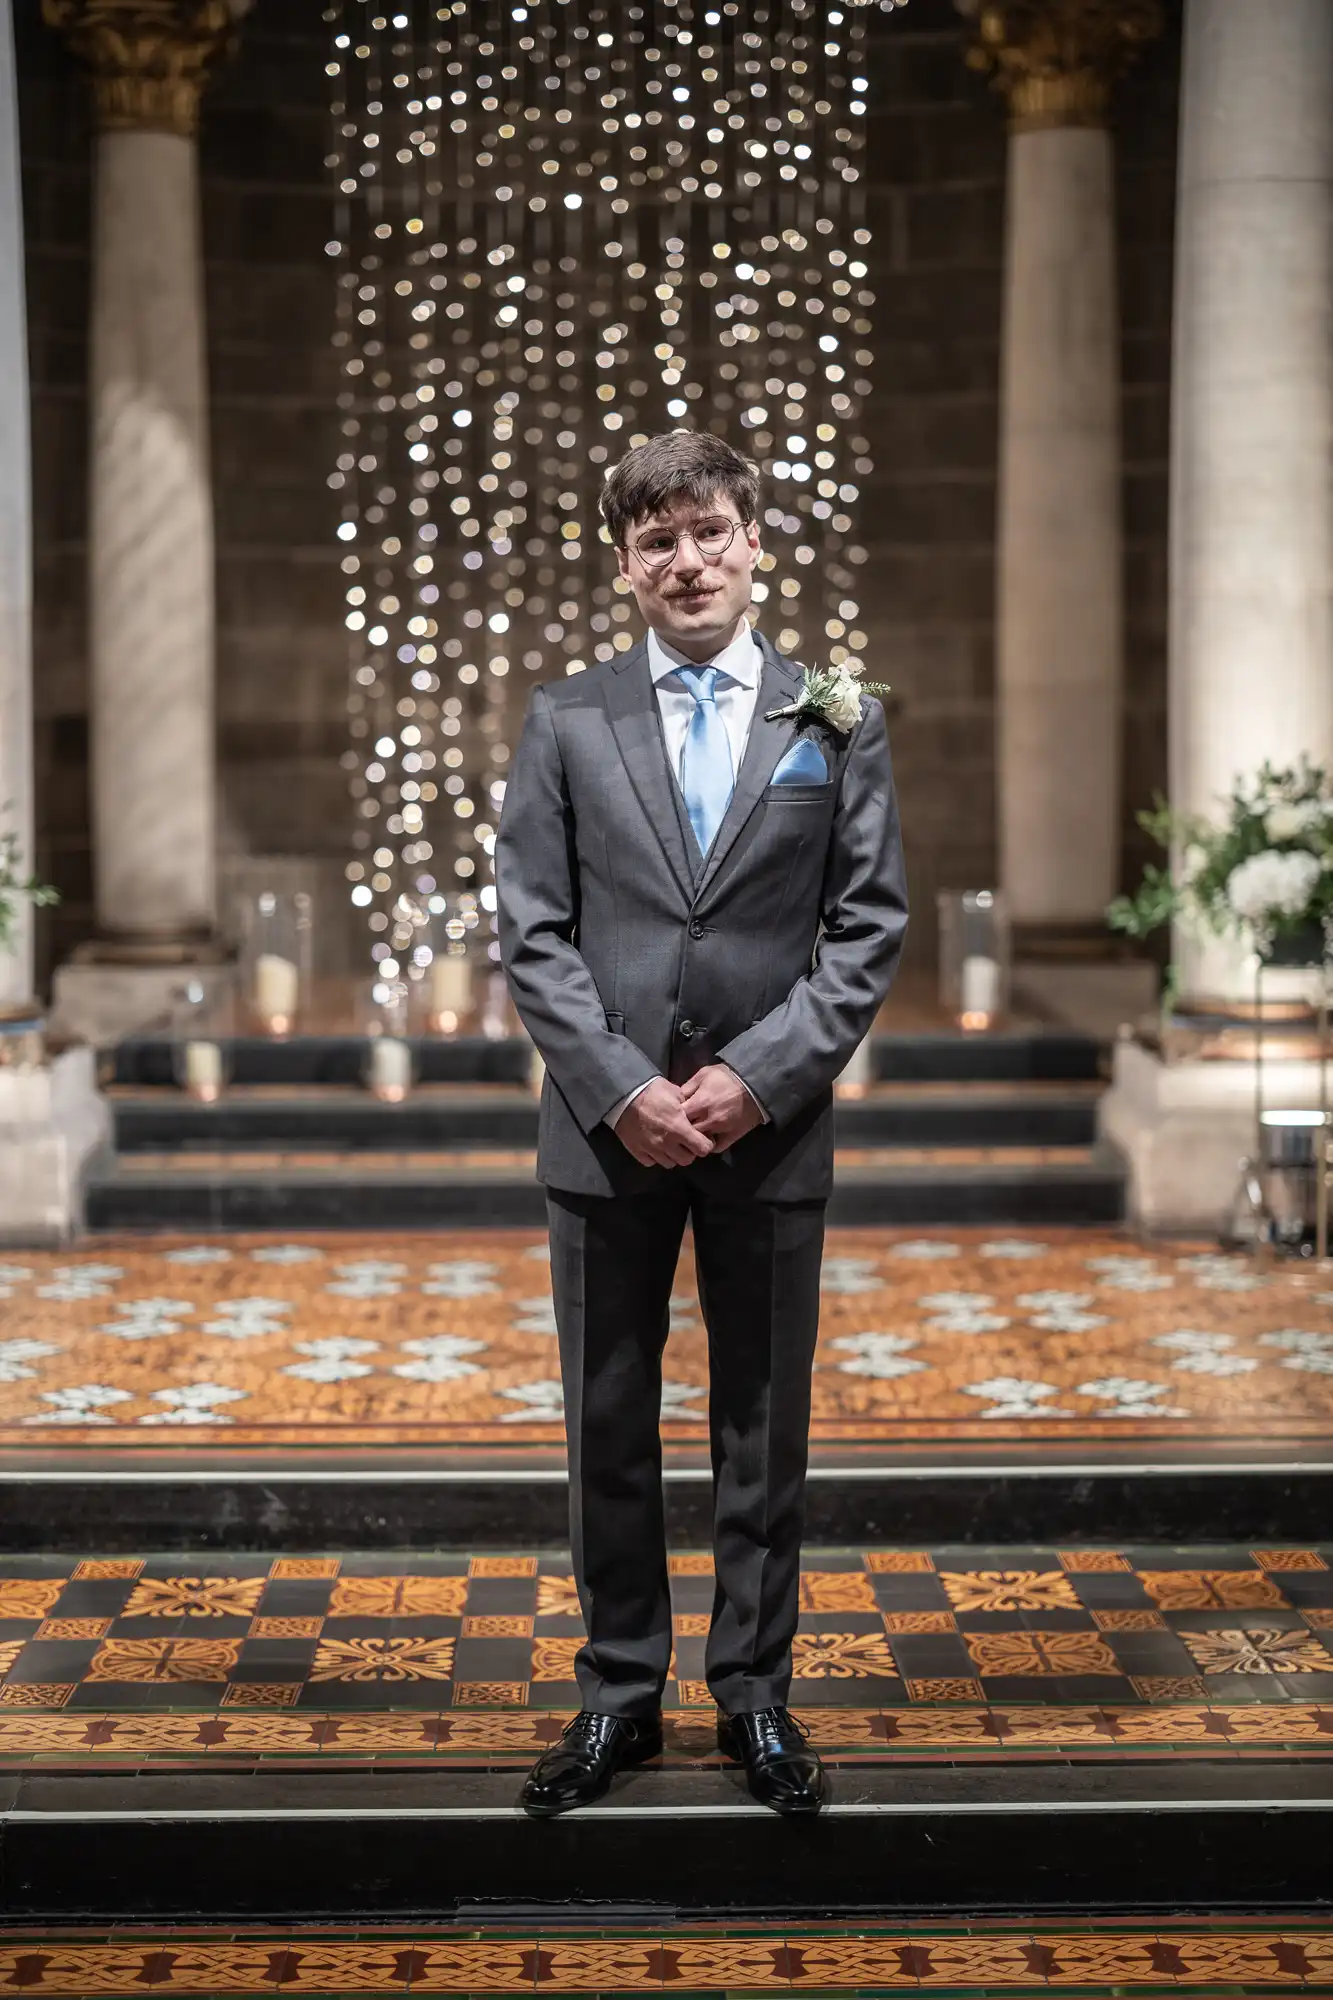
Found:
[0,1540,1330,1922]
[2,1228,1331,1546]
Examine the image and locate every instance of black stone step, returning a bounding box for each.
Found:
[107,1084,1103,1153]
[82,1145,1125,1232]
[4,1459,1328,1552]
[108,1028,1106,1091]
[5,1762,1329,1922]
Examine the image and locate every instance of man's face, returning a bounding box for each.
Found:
[616,491,762,659]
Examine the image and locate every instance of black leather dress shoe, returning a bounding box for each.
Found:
[718,1706,825,1815]
[520,1709,663,1818]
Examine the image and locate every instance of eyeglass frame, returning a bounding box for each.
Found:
[624,514,756,570]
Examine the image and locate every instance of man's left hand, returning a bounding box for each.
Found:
[678,1065,765,1150]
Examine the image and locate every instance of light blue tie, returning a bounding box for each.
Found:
[677,664,735,856]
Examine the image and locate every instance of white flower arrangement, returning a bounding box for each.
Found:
[1108,757,1333,958]
[765,660,891,735]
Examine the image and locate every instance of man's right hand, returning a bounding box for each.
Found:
[615,1078,715,1169]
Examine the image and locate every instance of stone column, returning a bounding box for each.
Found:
[45,0,242,1039]
[968,2,1159,966]
[1169,0,1333,1002]
[0,0,32,1009]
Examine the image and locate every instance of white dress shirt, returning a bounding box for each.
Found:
[604,621,769,1135]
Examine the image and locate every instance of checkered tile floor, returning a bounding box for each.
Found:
[1,1546,1330,1765]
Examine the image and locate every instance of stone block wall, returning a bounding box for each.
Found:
[16,0,1180,993]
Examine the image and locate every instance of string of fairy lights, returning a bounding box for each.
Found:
[325,0,899,998]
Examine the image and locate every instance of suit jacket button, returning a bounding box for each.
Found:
[688,921,705,940]
[679,1020,695,1040]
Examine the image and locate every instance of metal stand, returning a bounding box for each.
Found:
[1246,951,1332,1265]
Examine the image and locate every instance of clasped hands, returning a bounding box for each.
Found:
[615,1067,763,1170]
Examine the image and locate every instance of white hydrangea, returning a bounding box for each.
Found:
[1265,799,1327,843]
[1225,848,1321,924]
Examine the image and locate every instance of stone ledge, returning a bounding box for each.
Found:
[0,1045,112,1247]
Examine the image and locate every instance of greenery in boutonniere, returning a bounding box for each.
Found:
[0,811,60,958]
[765,660,892,734]
[1106,759,1333,960]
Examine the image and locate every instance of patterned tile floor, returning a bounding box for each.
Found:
[0,1230,1331,1451]
[0,1918,1331,1994]
[0,1546,1330,1765]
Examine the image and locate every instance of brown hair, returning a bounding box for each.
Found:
[599,429,760,548]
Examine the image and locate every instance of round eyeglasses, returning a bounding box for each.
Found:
[628,516,751,569]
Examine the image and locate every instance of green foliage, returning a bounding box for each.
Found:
[1105,758,1333,947]
[0,823,60,955]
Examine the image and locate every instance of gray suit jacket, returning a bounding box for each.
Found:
[495,629,909,1201]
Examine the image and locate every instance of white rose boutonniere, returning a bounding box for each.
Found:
[765,661,891,736]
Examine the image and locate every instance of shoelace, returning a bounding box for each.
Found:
[749,1706,811,1750]
[560,1710,641,1745]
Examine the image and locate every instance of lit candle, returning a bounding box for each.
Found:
[959,953,1000,1028]
[834,1036,873,1100]
[184,1040,223,1103]
[430,955,472,1030]
[369,1036,413,1102]
[254,953,300,1032]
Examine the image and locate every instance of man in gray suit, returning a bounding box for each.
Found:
[496,430,907,1817]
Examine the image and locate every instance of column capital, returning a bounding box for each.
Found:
[964,1,1161,133]
[42,0,241,138]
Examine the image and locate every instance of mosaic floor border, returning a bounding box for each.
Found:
[0,1921,1330,1993]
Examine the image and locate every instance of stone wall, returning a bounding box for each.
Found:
[16,0,1181,993]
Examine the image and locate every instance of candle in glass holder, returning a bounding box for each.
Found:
[959,953,1000,1030]
[184,1040,223,1103]
[430,954,472,1032]
[254,952,299,1033]
[369,1035,412,1103]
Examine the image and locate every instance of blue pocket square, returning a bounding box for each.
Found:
[770,736,829,785]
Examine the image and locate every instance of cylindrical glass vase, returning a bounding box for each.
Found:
[240,890,313,1037]
[937,889,1010,1032]
[0,1001,45,1073]
[360,978,416,1102]
[169,979,234,1103]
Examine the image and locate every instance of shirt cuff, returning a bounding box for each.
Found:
[724,1065,770,1124]
[604,1078,657,1131]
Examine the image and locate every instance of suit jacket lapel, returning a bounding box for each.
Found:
[694,635,802,901]
[604,641,695,904]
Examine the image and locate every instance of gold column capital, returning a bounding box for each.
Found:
[43,0,240,138]
[966,1,1162,133]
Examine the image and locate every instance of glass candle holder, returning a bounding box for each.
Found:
[425,946,474,1036]
[241,890,312,1037]
[360,978,415,1103]
[834,1035,874,1101]
[169,979,233,1103]
[937,889,1010,1032]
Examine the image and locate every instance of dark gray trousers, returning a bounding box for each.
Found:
[546,1180,826,1718]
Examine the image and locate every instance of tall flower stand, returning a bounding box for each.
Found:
[1237,935,1332,1264]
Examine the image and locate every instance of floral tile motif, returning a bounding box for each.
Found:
[462,1615,534,1638]
[85,1638,242,1683]
[1,1228,1331,1449]
[1178,1626,1333,1675]
[309,1637,457,1683]
[0,1581,64,1619]
[71,1559,144,1580]
[327,1576,469,1619]
[1130,1675,1209,1702]
[864,1550,936,1572]
[121,1576,266,1620]
[0,1683,75,1707]
[469,1556,537,1578]
[1253,1549,1328,1570]
[790,1632,900,1678]
[1138,1569,1290,1610]
[270,1558,340,1580]
[529,1637,586,1683]
[535,1574,582,1618]
[939,1570,1082,1612]
[1091,1609,1168,1631]
[963,1630,1121,1677]
[1058,1549,1133,1571]
[250,1617,324,1639]
[882,1611,956,1633]
[220,1682,301,1708]
[798,1571,879,1612]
